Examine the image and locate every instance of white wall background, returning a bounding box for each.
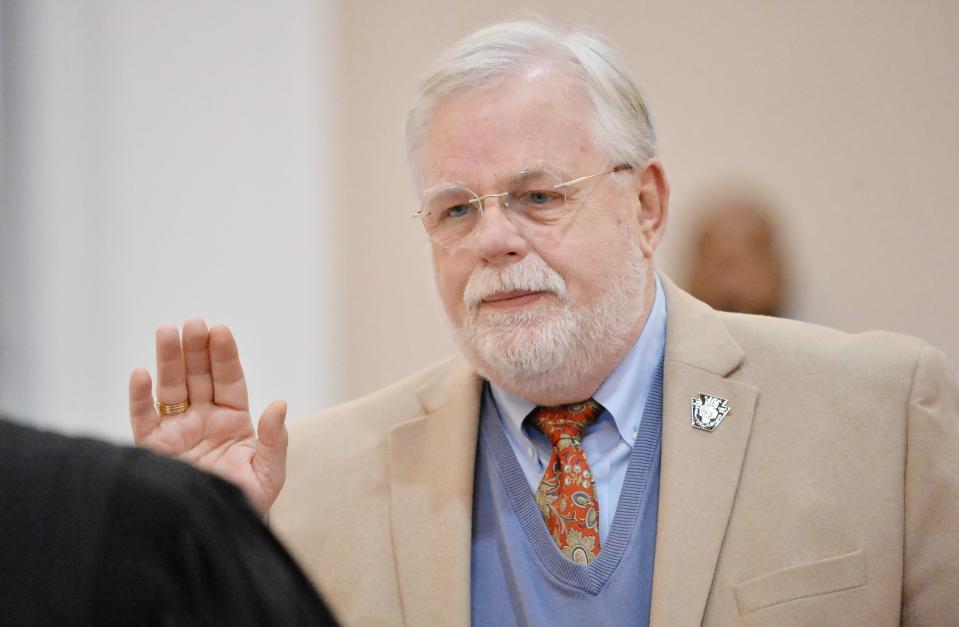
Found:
[0,0,341,441]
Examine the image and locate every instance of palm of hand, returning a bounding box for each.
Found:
[130,320,287,516]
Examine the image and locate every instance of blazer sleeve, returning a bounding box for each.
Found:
[902,344,959,623]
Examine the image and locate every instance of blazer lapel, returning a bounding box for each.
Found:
[389,358,483,627]
[650,277,759,626]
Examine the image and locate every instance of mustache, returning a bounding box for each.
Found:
[463,253,568,310]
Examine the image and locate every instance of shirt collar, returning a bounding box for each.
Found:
[490,273,667,445]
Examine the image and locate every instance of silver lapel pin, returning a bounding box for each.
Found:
[691,394,730,431]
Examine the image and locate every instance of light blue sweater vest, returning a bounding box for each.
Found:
[470,365,664,626]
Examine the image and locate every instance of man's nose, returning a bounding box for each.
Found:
[472,200,529,264]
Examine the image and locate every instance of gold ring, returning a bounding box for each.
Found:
[154,399,190,415]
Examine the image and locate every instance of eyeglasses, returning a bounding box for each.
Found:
[413,164,633,248]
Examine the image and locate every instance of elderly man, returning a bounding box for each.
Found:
[130,19,958,626]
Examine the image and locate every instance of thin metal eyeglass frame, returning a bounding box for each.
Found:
[411,163,633,246]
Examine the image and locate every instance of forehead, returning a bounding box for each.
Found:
[418,66,601,191]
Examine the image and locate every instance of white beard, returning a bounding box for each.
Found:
[455,247,649,401]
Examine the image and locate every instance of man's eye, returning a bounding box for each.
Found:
[516,190,563,205]
[444,204,472,219]
[530,191,551,204]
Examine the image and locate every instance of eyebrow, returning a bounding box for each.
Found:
[422,164,575,197]
[421,180,473,198]
[510,164,573,184]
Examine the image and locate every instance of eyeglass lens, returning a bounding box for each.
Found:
[421,169,568,246]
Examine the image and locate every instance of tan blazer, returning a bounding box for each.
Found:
[272,278,959,626]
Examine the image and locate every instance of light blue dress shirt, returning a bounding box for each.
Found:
[488,274,667,543]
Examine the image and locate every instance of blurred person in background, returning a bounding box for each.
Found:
[130,18,958,626]
[684,187,790,317]
[0,415,337,626]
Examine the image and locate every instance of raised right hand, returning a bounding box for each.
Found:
[129,317,287,515]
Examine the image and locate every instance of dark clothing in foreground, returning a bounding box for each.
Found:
[0,417,337,626]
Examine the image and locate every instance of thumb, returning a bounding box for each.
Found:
[253,400,288,508]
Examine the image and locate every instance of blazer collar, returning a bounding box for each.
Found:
[660,273,746,376]
[389,357,482,627]
[650,275,759,625]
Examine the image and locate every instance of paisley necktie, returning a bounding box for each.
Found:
[530,399,603,565]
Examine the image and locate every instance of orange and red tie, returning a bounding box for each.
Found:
[530,400,603,565]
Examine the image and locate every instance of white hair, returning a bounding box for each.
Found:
[405,17,657,178]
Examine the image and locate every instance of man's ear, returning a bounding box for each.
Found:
[634,159,670,259]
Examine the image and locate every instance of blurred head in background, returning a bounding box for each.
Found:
[684,188,789,317]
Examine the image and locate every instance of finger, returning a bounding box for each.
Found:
[182,317,213,404]
[155,324,189,405]
[209,324,249,410]
[129,367,159,442]
[253,400,288,512]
